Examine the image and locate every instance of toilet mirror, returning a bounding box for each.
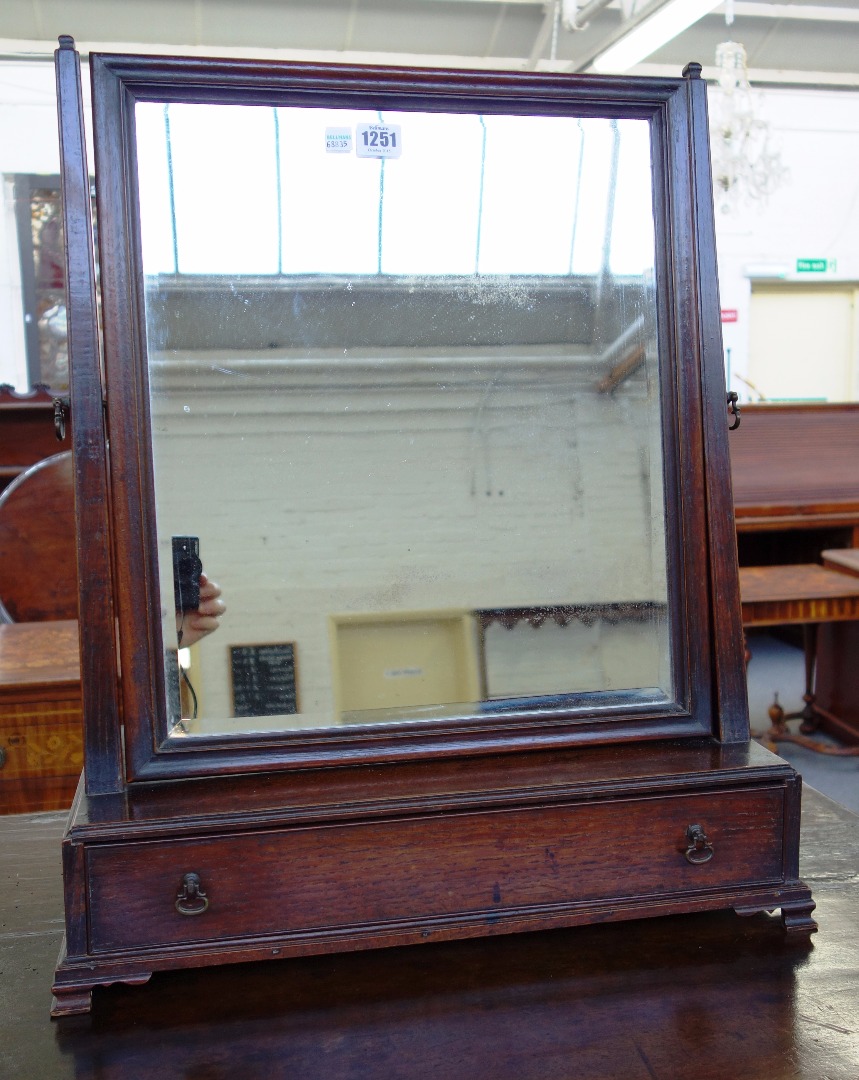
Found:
[136,103,671,736]
[84,56,715,776]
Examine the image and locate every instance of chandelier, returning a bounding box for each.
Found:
[708,35,788,214]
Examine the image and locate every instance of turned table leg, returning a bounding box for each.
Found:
[764,622,859,756]
[797,624,820,734]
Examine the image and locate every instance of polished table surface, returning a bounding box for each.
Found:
[738,565,859,745]
[823,548,859,578]
[739,563,859,627]
[0,620,80,691]
[1,785,859,1079]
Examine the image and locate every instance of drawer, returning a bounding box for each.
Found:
[87,787,786,953]
[0,701,83,780]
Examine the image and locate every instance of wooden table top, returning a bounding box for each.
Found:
[822,548,859,579]
[739,564,859,627]
[0,620,80,690]
[2,787,859,1079]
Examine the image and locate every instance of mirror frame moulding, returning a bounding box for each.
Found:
[62,46,744,786]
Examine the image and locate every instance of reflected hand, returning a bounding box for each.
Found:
[177,573,226,647]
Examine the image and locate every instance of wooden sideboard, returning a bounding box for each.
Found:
[729,404,859,744]
[730,402,859,564]
[0,620,82,813]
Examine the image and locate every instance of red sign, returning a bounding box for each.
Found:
[721,309,738,323]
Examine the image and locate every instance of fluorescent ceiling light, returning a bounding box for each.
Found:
[591,0,722,74]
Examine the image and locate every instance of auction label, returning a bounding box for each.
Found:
[356,123,402,159]
[325,127,352,154]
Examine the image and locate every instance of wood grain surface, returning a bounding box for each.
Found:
[0,386,72,485]
[822,548,859,579]
[730,403,859,533]
[0,621,82,813]
[815,550,859,743]
[2,789,858,1080]
[739,564,859,626]
[0,453,77,622]
[49,45,816,1042]
[0,621,80,690]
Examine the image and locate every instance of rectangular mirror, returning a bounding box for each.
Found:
[135,103,672,737]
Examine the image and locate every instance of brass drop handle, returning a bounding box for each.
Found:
[53,396,70,441]
[727,391,741,431]
[685,824,714,864]
[175,872,209,915]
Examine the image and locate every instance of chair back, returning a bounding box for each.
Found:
[0,451,78,622]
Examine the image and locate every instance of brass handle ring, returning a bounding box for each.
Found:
[175,871,209,915]
[685,824,714,864]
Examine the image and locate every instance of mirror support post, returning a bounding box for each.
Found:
[55,37,124,794]
[684,61,749,743]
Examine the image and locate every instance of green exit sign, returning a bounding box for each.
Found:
[796,258,836,273]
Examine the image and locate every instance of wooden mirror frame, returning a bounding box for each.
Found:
[53,39,815,1021]
[63,43,746,790]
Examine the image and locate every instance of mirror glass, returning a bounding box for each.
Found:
[135,101,672,736]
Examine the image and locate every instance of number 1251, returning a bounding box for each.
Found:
[356,124,402,159]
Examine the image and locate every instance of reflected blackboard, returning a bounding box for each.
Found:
[230,644,298,717]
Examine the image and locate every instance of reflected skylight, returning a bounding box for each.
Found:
[135,103,655,279]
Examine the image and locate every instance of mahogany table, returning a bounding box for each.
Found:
[739,565,859,753]
[2,787,858,1079]
[814,549,859,746]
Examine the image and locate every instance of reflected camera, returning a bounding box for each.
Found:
[172,535,202,614]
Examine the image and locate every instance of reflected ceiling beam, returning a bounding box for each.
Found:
[342,0,360,51]
[583,0,722,74]
[484,5,509,57]
[527,3,557,69]
[0,37,528,68]
[431,0,859,19]
[634,60,859,87]
[527,0,614,68]
[1,0,857,75]
[727,3,859,23]
[563,0,615,31]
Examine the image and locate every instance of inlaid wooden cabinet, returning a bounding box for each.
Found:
[50,36,815,1017]
[0,621,82,814]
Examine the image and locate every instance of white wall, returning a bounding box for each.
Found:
[0,60,92,388]
[2,57,858,397]
[147,351,670,728]
[0,176,27,387]
[713,87,859,400]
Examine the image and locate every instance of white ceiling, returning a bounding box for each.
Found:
[0,0,857,88]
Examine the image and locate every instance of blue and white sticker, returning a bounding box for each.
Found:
[356,123,402,159]
[325,127,352,154]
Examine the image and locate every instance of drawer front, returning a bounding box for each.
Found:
[0,701,83,779]
[87,788,786,953]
